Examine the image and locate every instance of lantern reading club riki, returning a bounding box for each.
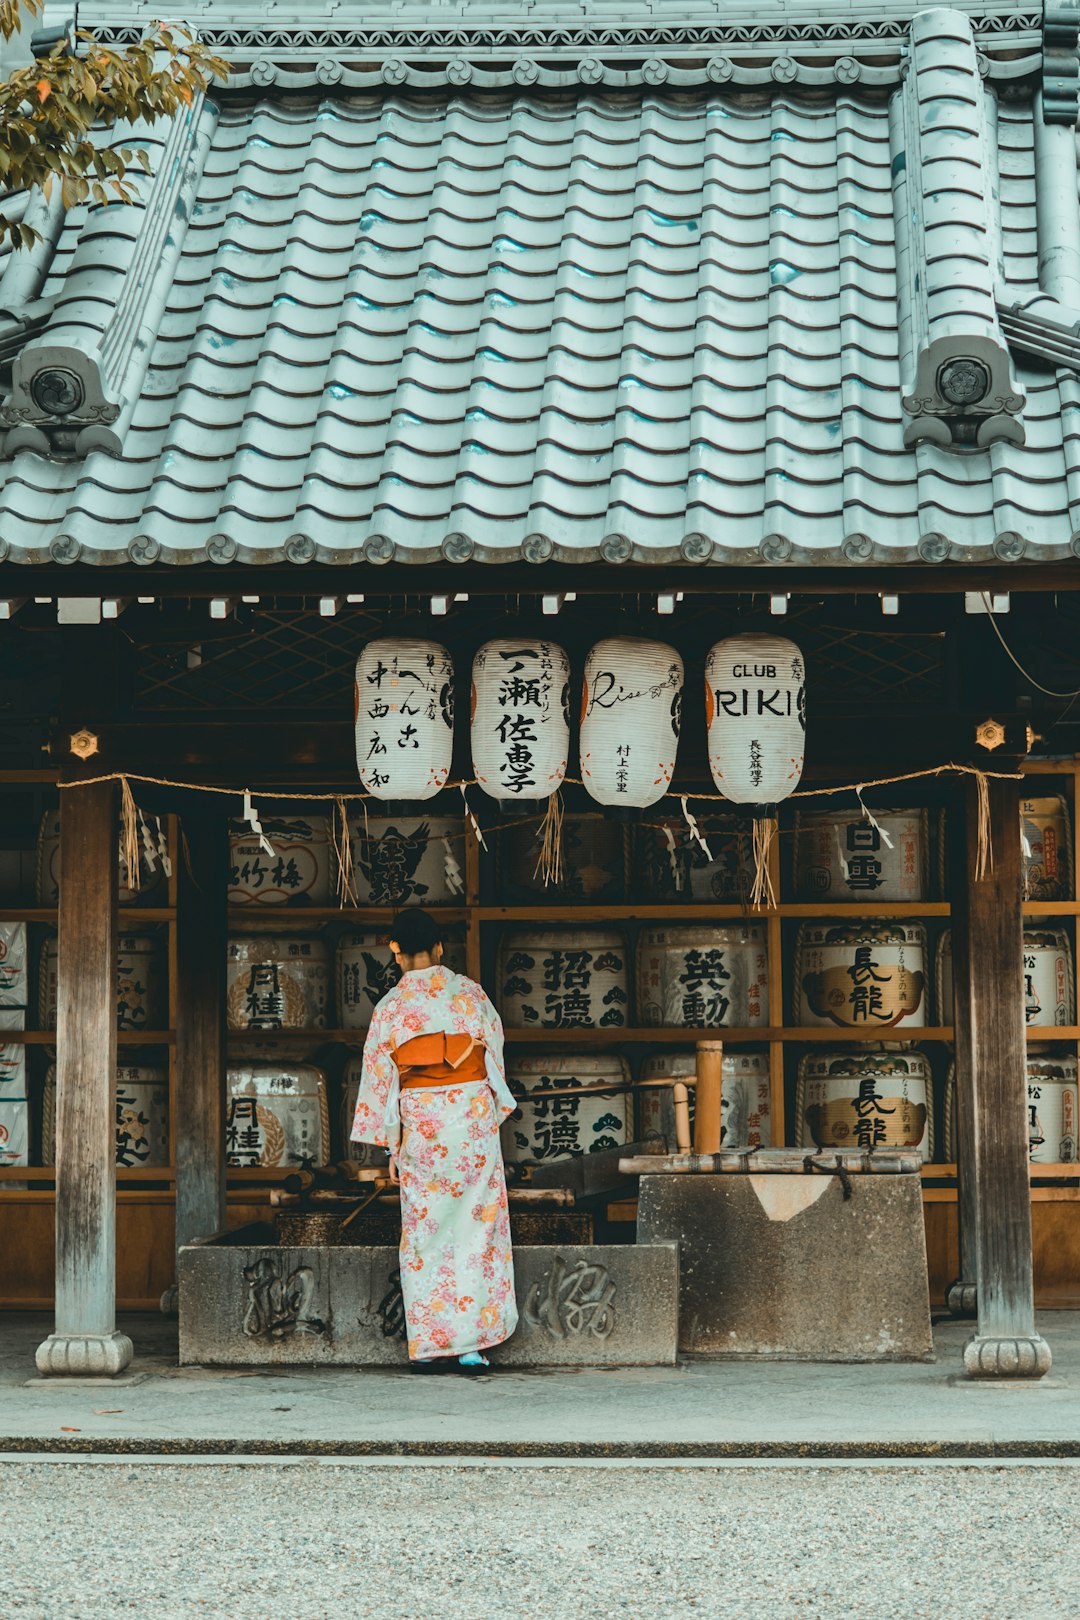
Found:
[471,640,570,803]
[705,634,806,811]
[354,638,454,801]
[580,637,684,809]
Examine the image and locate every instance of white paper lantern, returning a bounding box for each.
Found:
[579,637,683,808]
[354,638,454,800]
[705,635,805,807]
[471,639,570,802]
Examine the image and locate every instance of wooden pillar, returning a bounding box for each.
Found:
[166,809,228,1310]
[946,787,978,1318]
[694,1040,724,1154]
[36,780,133,1377]
[952,774,1050,1378]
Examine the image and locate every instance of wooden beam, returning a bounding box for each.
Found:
[952,775,1051,1378]
[35,779,133,1376]
[167,811,228,1310]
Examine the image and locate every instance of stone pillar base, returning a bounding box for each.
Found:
[962,1333,1052,1379]
[35,1330,134,1378]
[946,1278,978,1317]
[159,1283,179,1316]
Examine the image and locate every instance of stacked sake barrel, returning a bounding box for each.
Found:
[0,923,27,1167]
[42,1063,170,1168]
[40,933,168,1032]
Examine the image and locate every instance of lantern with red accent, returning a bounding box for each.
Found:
[471,639,570,803]
[354,638,454,800]
[580,637,683,808]
[705,634,805,810]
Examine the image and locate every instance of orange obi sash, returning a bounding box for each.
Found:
[395,1033,487,1090]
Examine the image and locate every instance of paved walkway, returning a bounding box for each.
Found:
[2,1311,1079,1457]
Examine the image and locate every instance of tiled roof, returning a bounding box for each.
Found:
[0,25,1078,566]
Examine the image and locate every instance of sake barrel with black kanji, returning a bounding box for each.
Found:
[497,929,630,1029]
[637,1050,772,1149]
[0,1098,28,1167]
[502,1053,631,1165]
[793,922,928,1031]
[796,1048,934,1160]
[0,921,27,1008]
[226,1064,331,1167]
[936,927,1075,1027]
[636,925,769,1028]
[0,1010,24,1103]
[792,808,930,902]
[227,814,333,907]
[635,811,754,903]
[226,934,329,1031]
[36,808,167,906]
[495,813,627,903]
[42,1062,170,1168]
[1021,795,1073,902]
[944,1050,1078,1164]
[337,931,468,1031]
[347,813,465,907]
[40,932,167,1032]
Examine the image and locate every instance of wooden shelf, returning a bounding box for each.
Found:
[1,1029,175,1044]
[226,906,468,924]
[0,1166,176,1182]
[476,903,953,921]
[0,908,175,924]
[503,1026,956,1043]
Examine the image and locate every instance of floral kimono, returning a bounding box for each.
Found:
[351,965,519,1360]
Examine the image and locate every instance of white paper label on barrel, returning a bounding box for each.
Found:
[341,1058,390,1166]
[1021,796,1072,902]
[793,809,928,902]
[502,1055,630,1164]
[639,1051,771,1148]
[579,637,683,808]
[348,816,463,907]
[228,816,332,907]
[498,931,629,1028]
[0,922,26,1008]
[40,933,166,1031]
[636,926,769,1027]
[0,1008,25,1098]
[227,936,329,1031]
[796,1050,933,1160]
[794,923,927,1030]
[0,1099,28,1167]
[226,1065,330,1167]
[337,932,467,1030]
[472,639,570,801]
[354,638,453,800]
[705,634,805,804]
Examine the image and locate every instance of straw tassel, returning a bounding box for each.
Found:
[974,770,993,882]
[750,815,777,909]
[535,789,565,889]
[333,795,358,908]
[119,775,141,894]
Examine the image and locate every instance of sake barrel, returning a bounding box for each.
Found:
[793,808,930,902]
[637,925,769,1028]
[0,1009,25,1099]
[794,922,928,1031]
[1021,795,1072,902]
[40,932,167,1031]
[495,813,627,903]
[0,921,26,1007]
[497,929,629,1029]
[0,1099,28,1167]
[944,1051,1078,1164]
[227,815,333,907]
[936,928,1075,1027]
[227,934,329,1031]
[796,1048,934,1160]
[348,813,464,907]
[636,812,753,903]
[502,1053,631,1165]
[337,931,468,1031]
[638,1050,771,1148]
[226,1063,331,1167]
[42,1062,170,1168]
[340,1055,390,1166]
[36,807,167,906]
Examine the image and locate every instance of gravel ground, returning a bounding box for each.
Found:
[0,1461,1075,1619]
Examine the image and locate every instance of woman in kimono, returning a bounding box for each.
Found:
[350,908,518,1373]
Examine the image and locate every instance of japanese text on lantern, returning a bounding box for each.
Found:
[494,646,549,796]
[362,650,437,787]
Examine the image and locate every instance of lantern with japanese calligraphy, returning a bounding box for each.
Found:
[354,638,454,800]
[796,1048,933,1160]
[638,1050,772,1150]
[502,1054,631,1165]
[471,639,570,803]
[579,637,683,808]
[636,925,769,1028]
